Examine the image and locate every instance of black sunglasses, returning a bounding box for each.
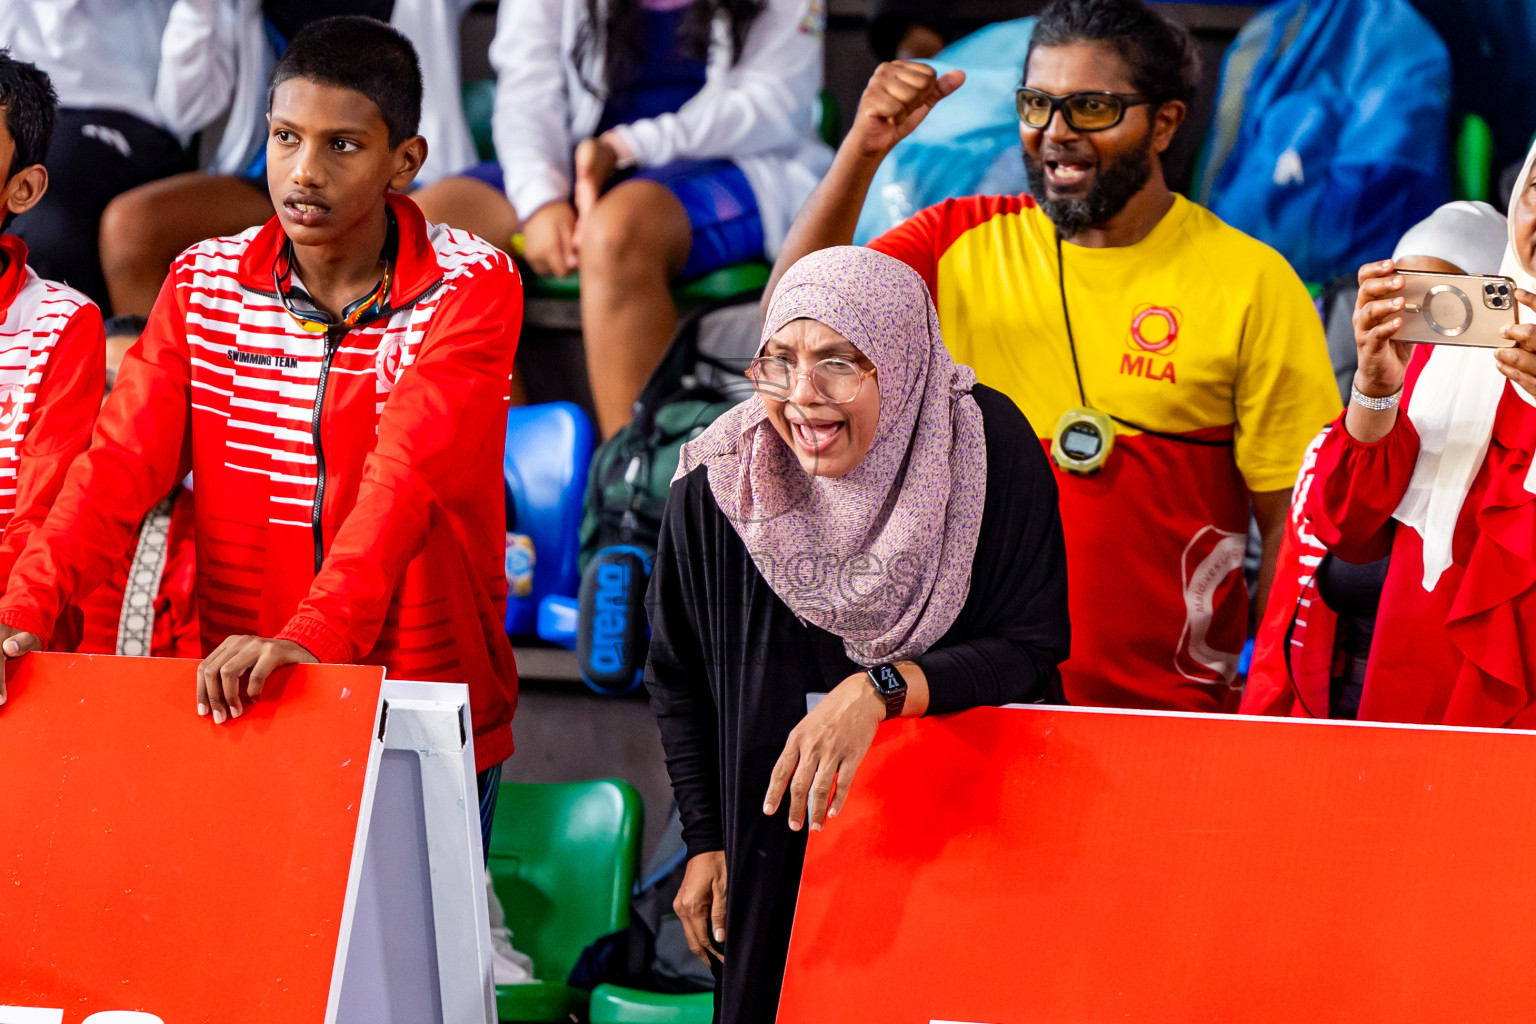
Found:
[1015,88,1154,132]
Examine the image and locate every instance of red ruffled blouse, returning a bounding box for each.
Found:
[1309,350,1536,726]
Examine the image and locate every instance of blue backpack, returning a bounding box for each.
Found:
[1193,0,1452,283]
[853,18,1035,245]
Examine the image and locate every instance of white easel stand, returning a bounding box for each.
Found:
[333,680,496,1024]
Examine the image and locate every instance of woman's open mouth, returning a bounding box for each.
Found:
[790,419,843,455]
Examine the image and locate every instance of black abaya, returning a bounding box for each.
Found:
[645,384,1070,1023]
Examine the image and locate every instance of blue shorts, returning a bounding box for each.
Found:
[464,157,764,278]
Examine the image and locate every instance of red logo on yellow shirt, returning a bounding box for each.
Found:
[1121,304,1181,383]
[1128,305,1181,354]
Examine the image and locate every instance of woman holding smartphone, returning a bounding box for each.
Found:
[1309,137,1536,724]
[1240,200,1508,721]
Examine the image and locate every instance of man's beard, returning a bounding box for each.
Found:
[1023,133,1156,237]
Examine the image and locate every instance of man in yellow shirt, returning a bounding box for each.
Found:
[769,0,1339,712]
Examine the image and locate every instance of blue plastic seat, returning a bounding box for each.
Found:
[504,402,596,637]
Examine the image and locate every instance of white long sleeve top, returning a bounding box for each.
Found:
[489,0,833,256]
[0,0,237,144]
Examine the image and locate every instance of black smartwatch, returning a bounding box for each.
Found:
[866,662,907,720]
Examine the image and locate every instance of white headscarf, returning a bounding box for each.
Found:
[1391,201,1508,276]
[1393,162,1536,591]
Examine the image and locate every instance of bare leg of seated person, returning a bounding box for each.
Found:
[577,179,691,438]
[100,173,275,318]
[413,175,520,256]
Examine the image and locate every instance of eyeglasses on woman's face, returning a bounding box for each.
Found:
[1015,87,1153,132]
[745,356,876,405]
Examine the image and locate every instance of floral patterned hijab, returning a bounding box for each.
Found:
[677,247,988,666]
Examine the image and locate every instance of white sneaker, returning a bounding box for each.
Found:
[487,870,537,985]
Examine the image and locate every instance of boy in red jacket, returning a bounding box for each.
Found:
[0,52,105,643]
[0,21,521,826]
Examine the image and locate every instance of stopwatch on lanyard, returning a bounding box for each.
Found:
[1053,406,1115,473]
[1051,230,1113,475]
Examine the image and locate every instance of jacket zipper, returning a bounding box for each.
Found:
[311,323,345,575]
[298,277,445,576]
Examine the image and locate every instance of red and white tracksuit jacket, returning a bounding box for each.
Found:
[0,235,104,646]
[1240,427,1338,717]
[0,196,520,769]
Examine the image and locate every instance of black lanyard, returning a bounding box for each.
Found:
[1055,229,1232,448]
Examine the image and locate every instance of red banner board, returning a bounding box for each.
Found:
[779,706,1536,1024]
[0,653,385,1024]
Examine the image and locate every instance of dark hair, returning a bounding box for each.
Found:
[0,49,57,178]
[1026,0,1200,107]
[268,16,422,147]
[573,0,764,99]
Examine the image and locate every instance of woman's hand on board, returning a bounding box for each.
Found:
[763,672,886,833]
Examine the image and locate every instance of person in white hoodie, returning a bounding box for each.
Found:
[414,0,833,436]
[94,0,478,320]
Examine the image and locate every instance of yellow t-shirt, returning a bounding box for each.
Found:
[870,193,1341,710]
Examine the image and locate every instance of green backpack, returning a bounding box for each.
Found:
[578,305,746,572]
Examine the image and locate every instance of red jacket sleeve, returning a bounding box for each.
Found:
[152,485,200,659]
[1307,411,1421,565]
[1243,428,1332,716]
[0,302,105,583]
[0,273,192,641]
[1241,522,1305,716]
[275,264,522,663]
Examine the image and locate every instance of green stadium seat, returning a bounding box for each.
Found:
[816,88,841,148]
[497,982,584,1023]
[523,272,580,300]
[589,985,714,1024]
[673,261,771,303]
[1453,112,1495,204]
[489,780,645,1023]
[462,79,498,164]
